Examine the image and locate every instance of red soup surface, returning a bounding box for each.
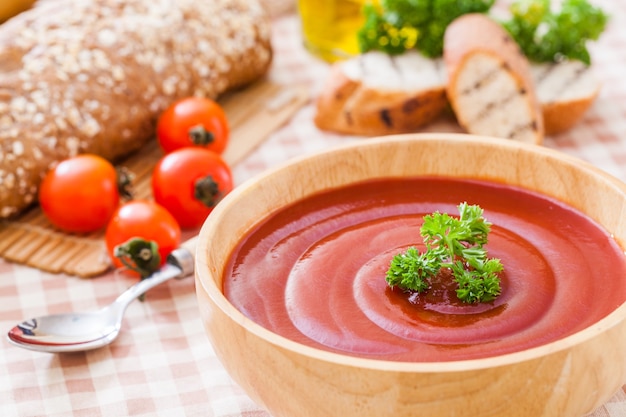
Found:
[223,177,626,362]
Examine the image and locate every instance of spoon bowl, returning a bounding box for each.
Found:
[9,308,122,353]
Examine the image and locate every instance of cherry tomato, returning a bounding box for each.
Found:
[152,148,233,229]
[105,200,181,269]
[39,154,120,233]
[156,96,229,154]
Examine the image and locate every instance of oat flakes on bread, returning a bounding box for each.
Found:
[443,13,544,144]
[0,0,272,219]
[314,50,448,136]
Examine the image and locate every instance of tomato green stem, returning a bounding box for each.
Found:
[194,175,222,208]
[113,237,161,300]
[188,124,215,146]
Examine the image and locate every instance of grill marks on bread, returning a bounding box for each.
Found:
[454,54,538,140]
[444,14,544,144]
[531,61,597,96]
[531,60,600,134]
[534,61,591,102]
[314,50,448,136]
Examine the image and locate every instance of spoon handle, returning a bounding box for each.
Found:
[168,236,197,277]
[112,237,197,308]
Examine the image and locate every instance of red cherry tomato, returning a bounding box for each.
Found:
[105,200,181,269]
[152,148,233,229]
[39,154,120,233]
[156,96,229,154]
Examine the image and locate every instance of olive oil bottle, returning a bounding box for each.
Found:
[297,0,377,62]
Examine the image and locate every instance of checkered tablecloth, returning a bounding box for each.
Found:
[3,1,626,416]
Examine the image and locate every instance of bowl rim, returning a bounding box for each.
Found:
[196,132,626,373]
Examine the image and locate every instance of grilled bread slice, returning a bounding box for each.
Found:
[444,13,544,144]
[314,50,448,136]
[531,60,601,135]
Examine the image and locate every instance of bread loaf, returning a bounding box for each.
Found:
[443,13,544,144]
[0,0,272,218]
[314,50,448,136]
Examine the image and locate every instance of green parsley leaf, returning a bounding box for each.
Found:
[357,0,495,57]
[502,0,609,64]
[385,203,503,304]
[385,246,437,292]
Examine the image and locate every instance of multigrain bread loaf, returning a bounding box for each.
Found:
[314,50,448,136]
[443,13,544,144]
[0,0,272,219]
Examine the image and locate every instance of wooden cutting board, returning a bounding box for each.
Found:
[0,79,310,277]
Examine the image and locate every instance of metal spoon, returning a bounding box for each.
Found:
[7,238,196,353]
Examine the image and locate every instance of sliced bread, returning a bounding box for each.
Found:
[443,13,544,144]
[314,17,599,139]
[314,50,448,136]
[531,60,601,135]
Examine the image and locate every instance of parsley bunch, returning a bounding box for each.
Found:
[357,0,496,57]
[386,203,503,304]
[502,0,609,65]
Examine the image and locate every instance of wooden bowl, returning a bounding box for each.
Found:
[195,133,626,417]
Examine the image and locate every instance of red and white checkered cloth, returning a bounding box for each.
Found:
[3,1,626,416]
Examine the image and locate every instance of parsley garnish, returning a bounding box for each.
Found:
[502,0,609,65]
[386,203,503,304]
[357,0,496,57]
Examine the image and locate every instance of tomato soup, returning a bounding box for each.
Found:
[223,178,626,362]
